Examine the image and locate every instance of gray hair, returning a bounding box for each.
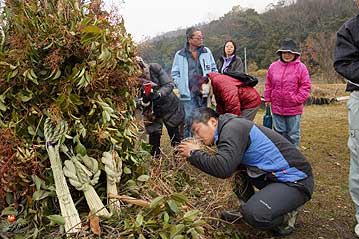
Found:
[135,56,150,79]
[186,27,201,42]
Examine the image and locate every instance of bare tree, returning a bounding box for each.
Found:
[302,32,344,83]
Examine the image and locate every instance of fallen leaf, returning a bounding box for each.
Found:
[89,213,101,236]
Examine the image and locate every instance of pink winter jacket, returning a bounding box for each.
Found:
[264,58,311,116]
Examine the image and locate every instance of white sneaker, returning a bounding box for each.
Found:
[355,223,359,237]
[273,210,298,236]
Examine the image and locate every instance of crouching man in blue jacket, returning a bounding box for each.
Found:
[178,108,314,236]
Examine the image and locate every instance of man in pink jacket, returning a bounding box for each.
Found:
[264,39,311,146]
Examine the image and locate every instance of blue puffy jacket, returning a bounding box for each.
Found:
[189,114,314,198]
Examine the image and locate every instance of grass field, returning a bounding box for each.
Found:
[156,101,355,238]
[255,82,348,99]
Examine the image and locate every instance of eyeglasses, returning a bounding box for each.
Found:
[191,36,204,40]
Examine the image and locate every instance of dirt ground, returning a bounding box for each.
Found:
[159,101,356,239]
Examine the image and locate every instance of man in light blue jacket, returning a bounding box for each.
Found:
[171,27,217,138]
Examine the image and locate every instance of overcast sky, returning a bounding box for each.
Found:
[105,0,277,42]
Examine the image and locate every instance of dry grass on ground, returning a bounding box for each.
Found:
[255,83,347,99]
[158,101,355,238]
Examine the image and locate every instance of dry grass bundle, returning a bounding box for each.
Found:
[142,136,245,235]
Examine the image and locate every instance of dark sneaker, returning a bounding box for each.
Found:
[233,172,255,203]
[273,210,298,236]
[220,209,243,224]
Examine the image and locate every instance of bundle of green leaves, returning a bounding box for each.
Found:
[0,0,147,226]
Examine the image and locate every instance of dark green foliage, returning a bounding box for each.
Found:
[0,1,210,238]
[0,0,145,229]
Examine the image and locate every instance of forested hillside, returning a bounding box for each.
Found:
[138,0,356,82]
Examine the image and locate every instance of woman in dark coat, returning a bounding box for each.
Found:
[216,40,244,73]
[137,57,184,156]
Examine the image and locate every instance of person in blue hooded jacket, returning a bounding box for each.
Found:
[171,27,217,138]
[178,107,314,236]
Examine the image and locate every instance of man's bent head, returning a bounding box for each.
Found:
[191,108,219,146]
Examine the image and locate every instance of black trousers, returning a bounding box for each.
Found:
[148,122,181,156]
[237,175,313,230]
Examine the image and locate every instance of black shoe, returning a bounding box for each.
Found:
[272,210,298,236]
[149,132,161,157]
[220,209,243,224]
[234,173,255,202]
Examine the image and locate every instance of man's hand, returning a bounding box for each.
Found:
[151,91,161,100]
[140,97,151,107]
[265,101,271,107]
[142,91,160,103]
[142,93,152,103]
[178,142,201,158]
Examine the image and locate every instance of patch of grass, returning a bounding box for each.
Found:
[255,83,347,99]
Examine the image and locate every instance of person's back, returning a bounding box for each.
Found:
[148,63,183,124]
[208,72,261,120]
[137,59,184,157]
[238,87,260,110]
